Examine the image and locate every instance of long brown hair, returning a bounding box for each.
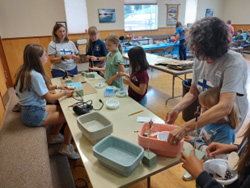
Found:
[128,46,149,73]
[52,23,69,43]
[105,33,123,54]
[87,26,98,51]
[14,44,51,92]
[237,124,250,179]
[198,87,239,129]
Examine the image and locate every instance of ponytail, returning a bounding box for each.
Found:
[228,103,239,130]
[118,43,123,54]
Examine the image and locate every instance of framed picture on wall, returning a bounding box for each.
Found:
[98,9,116,23]
[56,21,67,32]
[205,9,214,17]
[166,4,179,26]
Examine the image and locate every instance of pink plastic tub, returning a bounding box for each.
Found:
[138,123,184,158]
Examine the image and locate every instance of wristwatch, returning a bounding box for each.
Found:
[61,56,64,61]
[97,57,99,61]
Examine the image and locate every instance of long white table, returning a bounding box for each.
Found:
[123,53,193,105]
[52,75,187,188]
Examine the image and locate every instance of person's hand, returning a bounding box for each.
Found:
[165,108,179,124]
[184,135,193,142]
[86,55,91,59]
[58,85,68,90]
[66,90,73,98]
[180,149,204,179]
[206,142,237,158]
[71,54,78,60]
[167,126,186,145]
[64,54,72,60]
[116,72,128,78]
[123,77,131,85]
[89,66,98,71]
[90,56,98,61]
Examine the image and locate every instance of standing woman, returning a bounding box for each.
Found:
[86,26,108,77]
[227,19,234,42]
[175,22,187,60]
[48,23,80,78]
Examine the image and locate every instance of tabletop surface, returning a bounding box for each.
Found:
[52,75,187,188]
[123,53,193,75]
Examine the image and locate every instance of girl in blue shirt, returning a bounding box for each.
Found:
[15,44,80,159]
[185,87,238,155]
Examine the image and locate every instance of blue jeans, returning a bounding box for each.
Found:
[179,39,187,60]
[139,96,147,107]
[51,66,78,78]
[21,106,48,127]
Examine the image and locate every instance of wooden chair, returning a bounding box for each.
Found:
[76,38,88,62]
[164,46,175,58]
[152,48,165,56]
[144,49,152,54]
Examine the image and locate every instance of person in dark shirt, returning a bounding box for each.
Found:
[118,46,149,107]
[86,26,108,77]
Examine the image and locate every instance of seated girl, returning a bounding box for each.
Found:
[15,44,80,159]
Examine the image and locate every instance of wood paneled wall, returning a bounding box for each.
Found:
[2,27,175,84]
[233,24,250,32]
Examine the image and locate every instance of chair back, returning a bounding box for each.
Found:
[152,48,165,56]
[144,49,152,53]
[76,38,88,55]
[164,46,174,53]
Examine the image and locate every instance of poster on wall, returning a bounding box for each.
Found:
[98,9,116,23]
[166,4,179,26]
[205,9,214,17]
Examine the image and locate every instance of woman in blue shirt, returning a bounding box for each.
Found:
[175,22,187,60]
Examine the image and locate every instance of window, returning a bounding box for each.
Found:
[185,0,198,25]
[124,3,158,31]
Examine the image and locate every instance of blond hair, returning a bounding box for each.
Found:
[87,26,98,51]
[105,33,123,54]
[199,87,239,129]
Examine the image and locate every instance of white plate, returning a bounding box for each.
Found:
[116,91,127,97]
[95,82,106,88]
[106,99,119,110]
[203,159,238,185]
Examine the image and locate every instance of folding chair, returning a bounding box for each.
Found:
[164,46,175,58]
[152,48,165,56]
[144,49,152,54]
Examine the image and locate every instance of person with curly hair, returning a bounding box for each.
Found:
[166,17,248,146]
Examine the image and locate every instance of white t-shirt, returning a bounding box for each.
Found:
[16,70,49,107]
[48,41,79,71]
[192,50,248,133]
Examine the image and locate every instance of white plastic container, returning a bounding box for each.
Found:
[77,112,113,144]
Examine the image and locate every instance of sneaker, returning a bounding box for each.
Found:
[69,144,75,152]
[59,145,80,160]
[48,133,64,144]
[182,171,194,181]
[12,103,21,112]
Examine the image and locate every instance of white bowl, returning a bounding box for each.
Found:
[203,159,238,185]
[106,99,119,110]
[157,131,169,141]
[116,90,127,97]
[95,82,106,88]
